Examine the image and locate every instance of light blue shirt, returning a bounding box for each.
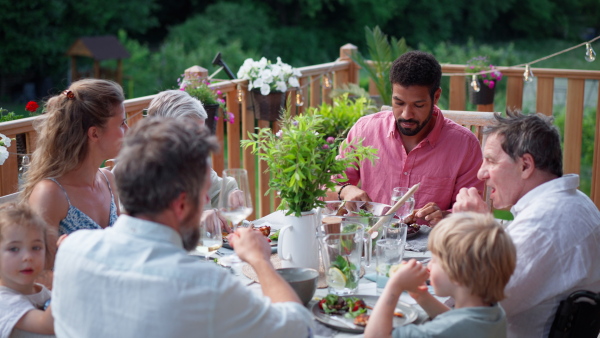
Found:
[52,215,313,338]
[393,303,506,338]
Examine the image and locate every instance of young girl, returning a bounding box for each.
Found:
[0,203,55,337]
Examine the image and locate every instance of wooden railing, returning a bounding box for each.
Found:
[1,44,599,215]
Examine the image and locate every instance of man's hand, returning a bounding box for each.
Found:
[228,189,246,209]
[228,228,271,265]
[339,185,371,202]
[415,202,447,226]
[453,187,490,214]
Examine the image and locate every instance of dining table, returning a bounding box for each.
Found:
[192,211,443,338]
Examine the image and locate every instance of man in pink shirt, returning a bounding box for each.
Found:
[337,51,484,225]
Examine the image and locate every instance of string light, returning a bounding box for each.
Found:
[523,64,534,82]
[585,43,596,62]
[237,84,244,103]
[470,75,480,92]
[323,74,332,88]
[295,91,304,106]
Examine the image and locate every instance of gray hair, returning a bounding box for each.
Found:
[147,90,208,120]
[486,110,562,177]
[114,117,219,216]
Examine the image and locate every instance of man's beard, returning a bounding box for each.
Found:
[180,210,201,252]
[396,106,434,136]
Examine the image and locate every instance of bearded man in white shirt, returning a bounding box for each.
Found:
[452,110,600,338]
[52,117,313,337]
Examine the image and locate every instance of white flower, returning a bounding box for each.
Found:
[275,81,287,92]
[288,77,299,88]
[237,57,301,95]
[0,147,8,165]
[0,134,10,148]
[260,83,271,95]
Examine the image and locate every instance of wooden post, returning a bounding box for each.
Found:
[339,44,359,85]
[563,78,585,176]
[93,60,100,79]
[184,65,208,82]
[241,87,257,221]
[536,77,554,116]
[506,75,524,111]
[117,59,123,85]
[449,76,466,110]
[591,82,600,209]
[70,56,77,83]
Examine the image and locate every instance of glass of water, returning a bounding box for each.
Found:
[390,187,415,222]
[196,210,223,259]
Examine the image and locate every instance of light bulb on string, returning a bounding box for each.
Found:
[585,43,596,62]
[523,64,534,83]
[295,91,304,106]
[471,75,480,92]
[237,85,244,103]
[323,74,332,88]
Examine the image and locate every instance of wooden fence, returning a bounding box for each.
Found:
[1,44,599,216]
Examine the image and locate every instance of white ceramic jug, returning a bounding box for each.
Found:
[277,210,320,270]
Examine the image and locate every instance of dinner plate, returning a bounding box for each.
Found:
[311,294,418,333]
[222,220,278,250]
[406,224,421,239]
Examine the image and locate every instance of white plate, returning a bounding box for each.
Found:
[311,294,418,333]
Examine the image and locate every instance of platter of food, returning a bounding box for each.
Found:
[311,294,418,333]
[222,223,278,249]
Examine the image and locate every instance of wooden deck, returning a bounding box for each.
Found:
[1,44,599,216]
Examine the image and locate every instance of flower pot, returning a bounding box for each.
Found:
[203,103,219,134]
[469,79,496,105]
[250,89,285,121]
[277,209,320,271]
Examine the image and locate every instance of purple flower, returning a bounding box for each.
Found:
[322,144,330,149]
[227,112,235,123]
[217,90,222,95]
[326,137,335,143]
[483,79,489,85]
[488,81,495,89]
[292,120,299,126]
[214,116,219,121]
[490,72,496,79]
[217,98,225,104]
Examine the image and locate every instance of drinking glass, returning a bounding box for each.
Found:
[376,239,404,294]
[390,187,415,222]
[196,210,222,259]
[218,168,253,264]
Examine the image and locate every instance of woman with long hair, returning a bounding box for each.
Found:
[22,79,127,246]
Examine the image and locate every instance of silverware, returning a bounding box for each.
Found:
[327,315,361,330]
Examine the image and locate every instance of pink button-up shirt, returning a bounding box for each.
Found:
[340,107,484,211]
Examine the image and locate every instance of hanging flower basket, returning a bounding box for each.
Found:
[250,89,285,121]
[469,79,496,105]
[203,103,220,134]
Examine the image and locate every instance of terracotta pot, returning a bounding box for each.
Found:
[203,103,219,134]
[469,79,495,105]
[250,89,285,121]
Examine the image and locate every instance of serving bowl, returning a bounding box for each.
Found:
[276,267,319,306]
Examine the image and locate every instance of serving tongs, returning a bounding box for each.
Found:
[367,183,420,237]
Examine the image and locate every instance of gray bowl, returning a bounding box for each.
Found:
[276,268,319,306]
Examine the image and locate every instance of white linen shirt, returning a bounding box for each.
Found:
[501,174,600,338]
[52,215,313,338]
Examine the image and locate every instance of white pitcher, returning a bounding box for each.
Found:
[277,209,320,271]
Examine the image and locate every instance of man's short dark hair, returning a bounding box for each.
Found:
[389,51,442,99]
[486,110,563,177]
[114,117,219,216]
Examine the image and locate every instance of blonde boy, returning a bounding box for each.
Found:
[366,212,516,338]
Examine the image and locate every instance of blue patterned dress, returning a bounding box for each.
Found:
[48,170,118,236]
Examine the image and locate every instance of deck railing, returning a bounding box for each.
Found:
[1,44,599,215]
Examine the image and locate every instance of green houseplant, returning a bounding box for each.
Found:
[241,108,378,217]
[178,75,233,132]
[350,26,410,106]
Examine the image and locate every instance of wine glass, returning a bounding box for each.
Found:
[218,168,253,264]
[390,187,415,222]
[196,209,222,260]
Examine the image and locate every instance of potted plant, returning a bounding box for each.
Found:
[465,56,503,105]
[241,108,378,217]
[178,75,234,133]
[242,107,377,270]
[237,57,301,121]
